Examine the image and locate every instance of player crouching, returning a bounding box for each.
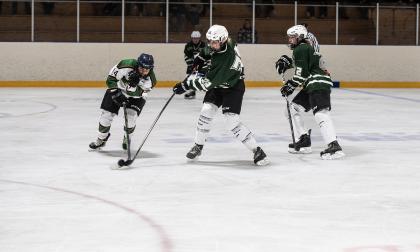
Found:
[89,53,156,151]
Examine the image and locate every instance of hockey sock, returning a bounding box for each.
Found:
[224,112,258,151]
[314,109,337,145]
[125,108,138,138]
[98,110,116,139]
[286,102,307,140]
[194,102,218,145]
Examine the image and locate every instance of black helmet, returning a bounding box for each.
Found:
[137,53,154,69]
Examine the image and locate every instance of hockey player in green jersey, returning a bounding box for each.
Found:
[173,24,269,166]
[183,30,206,100]
[276,25,344,160]
[89,53,156,151]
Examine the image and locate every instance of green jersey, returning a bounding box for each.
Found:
[184,40,205,67]
[291,43,333,93]
[106,59,157,97]
[186,38,244,91]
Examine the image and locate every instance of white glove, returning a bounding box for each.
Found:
[141,91,149,100]
[138,78,152,92]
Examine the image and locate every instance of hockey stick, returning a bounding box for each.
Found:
[122,102,131,161]
[281,72,296,150]
[116,92,176,168]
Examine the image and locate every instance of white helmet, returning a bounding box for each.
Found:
[191,31,201,39]
[287,25,308,40]
[206,24,228,43]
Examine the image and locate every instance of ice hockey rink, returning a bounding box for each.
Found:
[1,87,419,252]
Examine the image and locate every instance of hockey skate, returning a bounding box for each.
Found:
[288,129,312,154]
[184,90,196,100]
[320,140,345,160]
[253,147,269,166]
[89,133,110,151]
[186,144,203,159]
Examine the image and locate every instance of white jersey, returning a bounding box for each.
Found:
[108,64,153,96]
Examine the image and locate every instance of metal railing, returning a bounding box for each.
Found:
[0,0,418,45]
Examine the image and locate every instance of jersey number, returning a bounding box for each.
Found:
[296,67,302,76]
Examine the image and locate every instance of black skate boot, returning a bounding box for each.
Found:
[186,143,203,159]
[184,90,196,100]
[320,140,345,160]
[89,133,110,151]
[288,129,312,154]
[253,147,269,166]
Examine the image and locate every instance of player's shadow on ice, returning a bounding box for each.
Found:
[99,150,160,159]
[190,160,269,169]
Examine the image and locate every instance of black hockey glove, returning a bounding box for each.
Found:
[192,56,205,70]
[275,55,293,75]
[173,79,190,95]
[110,89,127,106]
[280,80,297,97]
[186,65,193,75]
[127,71,140,88]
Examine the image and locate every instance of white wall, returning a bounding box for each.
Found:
[1,42,419,82]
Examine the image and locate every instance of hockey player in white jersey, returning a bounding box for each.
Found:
[89,53,156,151]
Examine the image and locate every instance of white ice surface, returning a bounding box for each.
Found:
[1,88,420,252]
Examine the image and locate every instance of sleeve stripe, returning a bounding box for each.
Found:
[306,79,333,86]
[293,75,306,81]
[198,79,209,91]
[311,74,331,79]
[290,79,301,86]
[191,80,200,90]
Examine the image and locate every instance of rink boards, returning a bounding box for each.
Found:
[1,81,420,88]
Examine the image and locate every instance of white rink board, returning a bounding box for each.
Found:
[1,42,420,82]
[1,88,420,252]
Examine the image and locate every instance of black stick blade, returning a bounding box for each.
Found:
[117,159,134,167]
[118,159,126,167]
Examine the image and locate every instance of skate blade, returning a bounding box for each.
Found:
[186,156,200,162]
[288,147,312,154]
[321,151,345,160]
[255,158,270,166]
[88,147,102,152]
[186,152,201,160]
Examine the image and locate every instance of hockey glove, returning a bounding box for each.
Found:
[186,65,193,75]
[110,89,127,106]
[280,80,297,97]
[173,79,190,95]
[192,56,205,71]
[127,71,140,88]
[275,55,293,75]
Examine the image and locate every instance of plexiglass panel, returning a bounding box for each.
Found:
[168,0,209,43]
[79,0,122,42]
[296,2,336,45]
[379,5,417,45]
[212,1,252,44]
[34,0,77,42]
[338,4,376,45]
[125,1,165,43]
[0,0,32,41]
